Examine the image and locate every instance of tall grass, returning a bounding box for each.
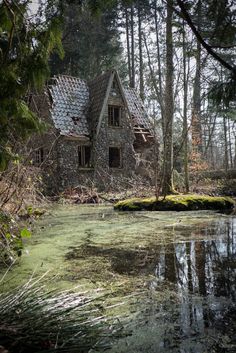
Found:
[0,274,124,353]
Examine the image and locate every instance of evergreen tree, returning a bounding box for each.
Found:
[50,2,123,80]
[176,0,236,106]
[0,0,63,170]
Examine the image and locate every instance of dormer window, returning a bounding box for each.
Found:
[108,105,121,127]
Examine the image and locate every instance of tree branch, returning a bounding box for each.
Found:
[176,0,236,76]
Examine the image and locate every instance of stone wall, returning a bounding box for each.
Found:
[27,92,60,194]
[29,83,139,193]
[92,85,136,189]
[55,89,136,191]
[56,138,95,190]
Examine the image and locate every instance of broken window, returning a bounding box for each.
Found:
[108,105,121,127]
[109,147,122,168]
[71,116,80,125]
[78,145,92,168]
[33,148,44,166]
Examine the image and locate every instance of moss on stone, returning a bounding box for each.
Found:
[114,194,235,212]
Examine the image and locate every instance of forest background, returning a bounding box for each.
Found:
[0,3,236,351]
[0,0,236,198]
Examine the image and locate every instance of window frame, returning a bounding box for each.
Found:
[33,147,44,166]
[78,145,92,169]
[108,105,121,127]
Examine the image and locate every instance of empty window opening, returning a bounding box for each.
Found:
[109,147,122,168]
[78,145,91,168]
[33,148,44,166]
[108,105,121,127]
[71,116,80,125]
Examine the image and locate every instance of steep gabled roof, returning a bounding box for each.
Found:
[49,75,90,138]
[89,70,133,137]
[124,87,152,131]
[48,71,152,138]
[88,70,114,136]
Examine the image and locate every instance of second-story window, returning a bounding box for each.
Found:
[108,105,121,127]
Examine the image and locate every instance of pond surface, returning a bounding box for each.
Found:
[1,205,236,352]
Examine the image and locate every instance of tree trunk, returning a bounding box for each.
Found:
[130,5,135,88]
[154,1,164,128]
[161,0,174,195]
[138,2,144,100]
[125,7,132,86]
[227,118,233,168]
[204,112,217,159]
[234,136,236,168]
[234,126,236,168]
[143,34,162,109]
[191,0,202,156]
[182,20,189,193]
[223,117,229,172]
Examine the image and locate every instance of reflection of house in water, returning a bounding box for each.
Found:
[29,70,155,192]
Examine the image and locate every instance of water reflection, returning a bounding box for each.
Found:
[147,217,236,352]
[108,217,236,353]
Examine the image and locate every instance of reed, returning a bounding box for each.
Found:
[0,274,124,353]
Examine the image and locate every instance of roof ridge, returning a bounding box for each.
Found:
[53,74,88,84]
[51,70,118,86]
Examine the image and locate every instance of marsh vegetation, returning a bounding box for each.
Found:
[1,205,236,352]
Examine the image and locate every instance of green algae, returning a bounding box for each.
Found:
[0,205,235,353]
[0,205,228,292]
[114,194,235,211]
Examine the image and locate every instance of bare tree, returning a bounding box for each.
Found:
[130,5,135,88]
[125,7,132,86]
[137,1,144,100]
[161,0,174,195]
[182,19,190,192]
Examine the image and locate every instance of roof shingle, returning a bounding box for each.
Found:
[88,70,112,130]
[49,75,90,137]
[124,87,152,131]
[48,71,152,137]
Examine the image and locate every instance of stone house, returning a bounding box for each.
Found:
[30,69,154,192]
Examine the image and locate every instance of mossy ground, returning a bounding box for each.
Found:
[114,194,235,211]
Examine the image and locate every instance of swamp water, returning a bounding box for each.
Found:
[1,205,236,353]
